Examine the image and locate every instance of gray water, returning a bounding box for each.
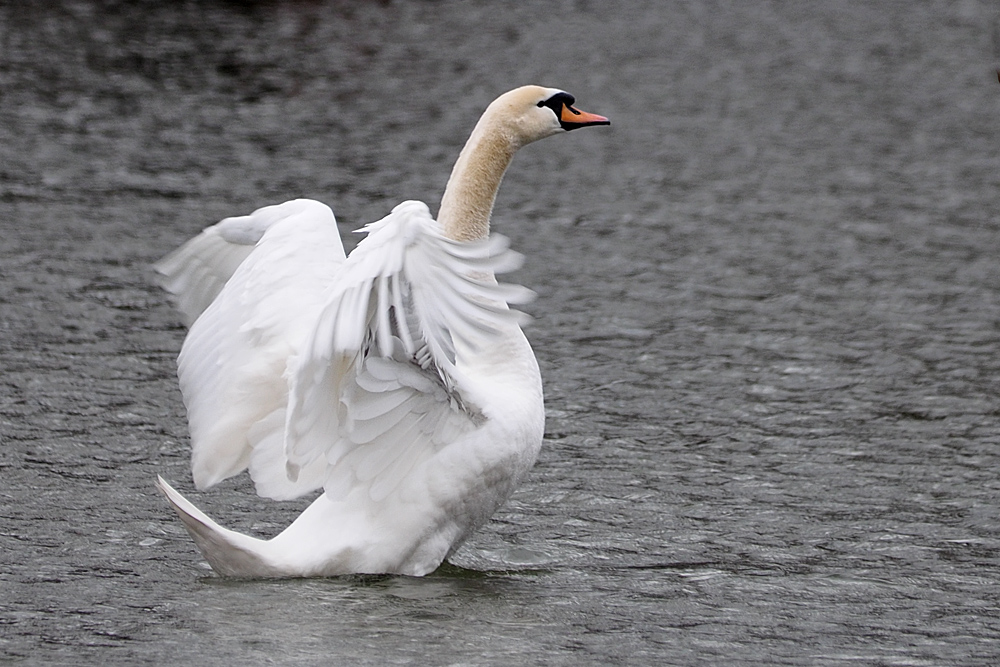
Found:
[2,1,1000,664]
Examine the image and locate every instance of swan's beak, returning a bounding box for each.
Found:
[558,104,610,131]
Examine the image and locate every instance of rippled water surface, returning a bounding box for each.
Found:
[3,1,1000,664]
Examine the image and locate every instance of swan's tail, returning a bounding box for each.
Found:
[156,476,284,578]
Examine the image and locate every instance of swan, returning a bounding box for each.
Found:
[153,85,609,577]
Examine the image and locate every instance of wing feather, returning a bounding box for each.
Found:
[285,200,531,503]
[154,227,257,327]
[161,199,346,496]
[160,197,532,506]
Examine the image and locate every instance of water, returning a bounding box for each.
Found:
[2,0,1000,664]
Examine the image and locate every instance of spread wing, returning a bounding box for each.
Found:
[157,199,346,494]
[284,200,533,503]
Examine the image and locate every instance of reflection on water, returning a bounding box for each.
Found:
[3,0,1000,664]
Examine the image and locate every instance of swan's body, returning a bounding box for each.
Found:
[154,86,608,577]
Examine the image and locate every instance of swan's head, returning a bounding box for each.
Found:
[484,85,610,148]
[439,86,609,239]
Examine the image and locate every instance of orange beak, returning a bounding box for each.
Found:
[559,103,610,131]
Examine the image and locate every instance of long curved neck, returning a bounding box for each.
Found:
[438,118,517,242]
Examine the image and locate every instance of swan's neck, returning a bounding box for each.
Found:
[438,119,518,242]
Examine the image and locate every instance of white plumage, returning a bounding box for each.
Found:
[155,85,608,577]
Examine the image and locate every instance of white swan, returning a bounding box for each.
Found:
[154,86,609,577]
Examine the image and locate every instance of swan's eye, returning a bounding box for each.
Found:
[538,92,576,116]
